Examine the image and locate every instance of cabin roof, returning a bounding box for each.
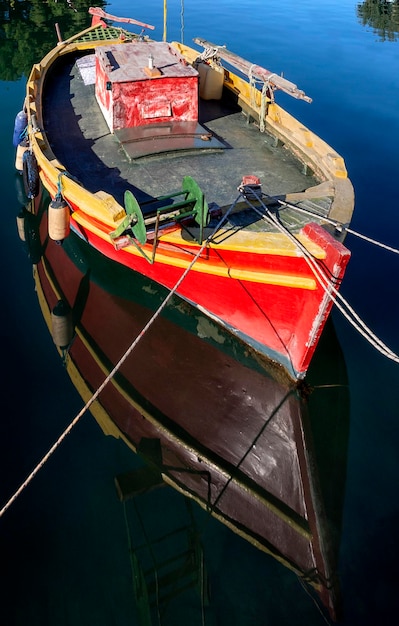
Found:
[95,41,198,84]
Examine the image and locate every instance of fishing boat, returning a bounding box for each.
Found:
[15,5,354,381]
[18,185,349,620]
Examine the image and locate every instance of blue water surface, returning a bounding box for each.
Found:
[1,1,399,624]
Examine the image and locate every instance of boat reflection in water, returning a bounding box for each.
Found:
[18,189,349,622]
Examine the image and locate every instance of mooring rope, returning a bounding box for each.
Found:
[278,198,399,256]
[197,45,224,63]
[245,192,399,364]
[0,204,237,519]
[180,0,185,44]
[296,575,333,625]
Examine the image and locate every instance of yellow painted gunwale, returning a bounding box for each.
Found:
[25,24,353,290]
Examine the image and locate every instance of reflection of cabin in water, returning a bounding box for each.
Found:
[115,463,210,625]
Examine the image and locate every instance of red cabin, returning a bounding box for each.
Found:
[95,41,199,133]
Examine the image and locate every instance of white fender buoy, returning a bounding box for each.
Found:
[15,139,29,173]
[51,300,73,349]
[48,197,70,242]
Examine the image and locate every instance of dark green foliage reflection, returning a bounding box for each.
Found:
[357,0,399,41]
[0,0,106,81]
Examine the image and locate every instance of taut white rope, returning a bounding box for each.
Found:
[248,194,399,364]
[278,198,399,256]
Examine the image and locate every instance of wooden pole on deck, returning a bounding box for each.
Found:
[55,23,63,43]
[194,37,312,102]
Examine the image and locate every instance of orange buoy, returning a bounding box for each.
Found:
[48,196,70,242]
[51,300,73,349]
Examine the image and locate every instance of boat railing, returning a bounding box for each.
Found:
[172,40,353,225]
[25,29,131,226]
[193,37,312,102]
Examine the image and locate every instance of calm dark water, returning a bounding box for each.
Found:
[1,1,399,624]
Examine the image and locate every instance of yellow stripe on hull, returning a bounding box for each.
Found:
[161,229,326,259]
[73,211,317,289]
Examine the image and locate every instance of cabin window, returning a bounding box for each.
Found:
[141,100,172,119]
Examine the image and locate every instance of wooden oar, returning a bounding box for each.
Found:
[88,7,155,30]
[194,37,311,102]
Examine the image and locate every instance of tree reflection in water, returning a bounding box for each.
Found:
[0,0,105,81]
[357,0,399,41]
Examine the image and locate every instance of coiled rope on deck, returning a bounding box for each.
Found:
[0,203,238,519]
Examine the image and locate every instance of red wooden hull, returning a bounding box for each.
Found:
[23,201,348,620]
[70,213,350,379]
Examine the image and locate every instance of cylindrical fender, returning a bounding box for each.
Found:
[22,151,40,199]
[15,139,29,173]
[48,197,70,242]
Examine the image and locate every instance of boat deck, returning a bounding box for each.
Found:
[43,51,331,231]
